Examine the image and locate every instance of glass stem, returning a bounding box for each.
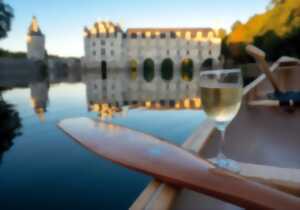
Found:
[217,128,226,160]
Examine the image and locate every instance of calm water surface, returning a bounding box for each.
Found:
[0,72,206,210]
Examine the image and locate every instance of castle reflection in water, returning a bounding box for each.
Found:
[0,66,202,122]
[83,71,202,119]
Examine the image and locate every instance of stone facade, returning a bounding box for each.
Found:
[82,21,222,81]
[27,16,45,61]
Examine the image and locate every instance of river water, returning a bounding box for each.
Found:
[0,68,206,210]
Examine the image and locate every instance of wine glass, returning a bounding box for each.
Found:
[200,69,243,173]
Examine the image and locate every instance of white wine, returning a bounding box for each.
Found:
[201,85,242,124]
[199,69,242,172]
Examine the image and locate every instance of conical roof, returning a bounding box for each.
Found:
[28,16,44,36]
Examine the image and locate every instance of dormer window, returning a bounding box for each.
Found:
[146,31,151,38]
[160,33,166,39]
[131,33,137,39]
[208,31,214,38]
[170,32,176,39]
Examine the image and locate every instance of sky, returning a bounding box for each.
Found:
[0,0,270,57]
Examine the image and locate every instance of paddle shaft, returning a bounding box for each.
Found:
[246,45,281,93]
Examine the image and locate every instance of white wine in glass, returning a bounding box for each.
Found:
[200,69,243,173]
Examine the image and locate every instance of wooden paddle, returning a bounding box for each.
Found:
[246,45,281,93]
[248,99,300,107]
[58,117,300,209]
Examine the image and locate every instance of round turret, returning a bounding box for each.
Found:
[27,16,45,60]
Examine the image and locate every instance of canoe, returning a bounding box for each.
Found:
[131,56,300,210]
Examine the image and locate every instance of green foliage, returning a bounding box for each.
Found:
[253,31,282,60]
[224,0,300,63]
[0,93,22,162]
[0,48,26,58]
[161,58,173,81]
[0,0,14,39]
[143,58,155,82]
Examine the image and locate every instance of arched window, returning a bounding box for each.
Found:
[129,59,138,80]
[201,58,214,70]
[181,58,194,81]
[101,61,107,79]
[161,58,174,81]
[143,58,155,82]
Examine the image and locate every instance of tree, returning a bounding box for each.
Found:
[0,0,14,39]
[231,21,242,32]
[282,27,300,58]
[224,0,300,63]
[0,90,22,163]
[253,30,282,60]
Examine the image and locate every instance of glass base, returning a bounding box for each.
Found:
[211,156,240,173]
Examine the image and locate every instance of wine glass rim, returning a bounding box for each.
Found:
[200,69,241,76]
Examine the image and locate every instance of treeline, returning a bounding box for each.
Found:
[0,0,14,39]
[0,48,26,58]
[223,0,300,64]
[0,48,62,60]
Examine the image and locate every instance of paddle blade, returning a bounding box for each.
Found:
[58,117,300,209]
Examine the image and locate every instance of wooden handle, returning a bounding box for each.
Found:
[248,100,280,107]
[246,45,281,92]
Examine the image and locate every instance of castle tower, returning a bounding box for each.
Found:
[27,16,45,60]
[30,79,49,122]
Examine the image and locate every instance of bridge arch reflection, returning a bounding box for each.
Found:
[129,59,138,81]
[181,58,194,81]
[143,58,155,82]
[161,58,174,81]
